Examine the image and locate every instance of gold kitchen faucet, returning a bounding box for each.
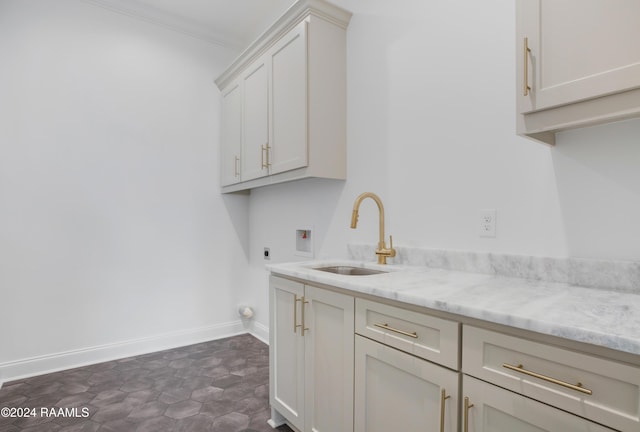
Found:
[350,192,396,264]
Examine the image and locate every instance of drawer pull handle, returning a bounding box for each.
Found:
[374,323,418,339]
[502,363,593,395]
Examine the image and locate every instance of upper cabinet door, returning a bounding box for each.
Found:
[517,0,640,114]
[269,20,308,175]
[220,81,242,186]
[242,57,270,182]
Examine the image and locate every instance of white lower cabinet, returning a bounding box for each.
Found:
[462,375,615,432]
[354,335,458,432]
[269,276,354,432]
[463,325,640,432]
[269,275,638,432]
[269,276,305,430]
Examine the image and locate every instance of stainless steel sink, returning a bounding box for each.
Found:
[313,266,388,276]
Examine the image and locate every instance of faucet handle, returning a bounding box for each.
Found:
[389,235,393,249]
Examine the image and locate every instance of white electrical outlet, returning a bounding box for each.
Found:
[479,209,496,237]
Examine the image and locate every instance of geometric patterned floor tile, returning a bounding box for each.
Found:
[0,334,293,432]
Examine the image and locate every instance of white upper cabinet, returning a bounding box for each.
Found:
[516,0,640,144]
[269,20,308,176]
[220,81,242,186]
[215,0,351,193]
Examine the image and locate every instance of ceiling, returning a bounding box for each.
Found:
[83,0,297,51]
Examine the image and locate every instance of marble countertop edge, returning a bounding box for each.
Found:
[266,260,640,357]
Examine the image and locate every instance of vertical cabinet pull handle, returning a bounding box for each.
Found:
[301,297,309,336]
[266,144,271,168]
[523,37,531,96]
[261,144,271,169]
[261,145,266,169]
[439,389,450,432]
[293,295,301,333]
[234,156,240,177]
[463,396,474,432]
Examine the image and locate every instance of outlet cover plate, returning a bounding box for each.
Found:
[479,209,496,237]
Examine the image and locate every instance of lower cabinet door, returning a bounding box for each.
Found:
[269,276,305,431]
[463,375,616,432]
[354,335,459,432]
[304,285,354,432]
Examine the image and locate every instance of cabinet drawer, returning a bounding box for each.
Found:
[355,298,459,370]
[463,325,640,432]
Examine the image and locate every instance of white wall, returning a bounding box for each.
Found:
[244,0,640,328]
[2,0,639,379]
[0,0,249,380]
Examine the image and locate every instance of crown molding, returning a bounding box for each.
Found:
[214,0,352,90]
[79,0,245,50]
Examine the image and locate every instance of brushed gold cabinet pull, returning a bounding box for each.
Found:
[261,144,271,169]
[300,297,309,336]
[293,295,301,333]
[463,396,474,432]
[373,323,418,339]
[439,389,450,432]
[502,363,593,395]
[234,156,240,177]
[523,37,531,96]
[265,143,271,167]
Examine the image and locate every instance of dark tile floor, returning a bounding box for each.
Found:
[0,334,294,432]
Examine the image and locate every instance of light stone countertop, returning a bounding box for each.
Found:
[266,260,640,357]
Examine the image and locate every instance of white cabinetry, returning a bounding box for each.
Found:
[354,336,458,432]
[220,81,242,186]
[353,298,459,432]
[269,276,354,432]
[215,0,350,193]
[241,56,269,182]
[355,298,459,369]
[516,0,640,144]
[463,325,640,432]
[269,273,640,432]
[269,276,304,429]
[462,375,615,432]
[269,21,308,175]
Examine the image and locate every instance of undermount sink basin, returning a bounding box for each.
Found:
[313,266,388,276]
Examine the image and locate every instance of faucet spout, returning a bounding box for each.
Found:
[350,192,396,264]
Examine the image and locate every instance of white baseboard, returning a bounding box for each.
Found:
[249,320,270,345]
[0,320,246,385]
